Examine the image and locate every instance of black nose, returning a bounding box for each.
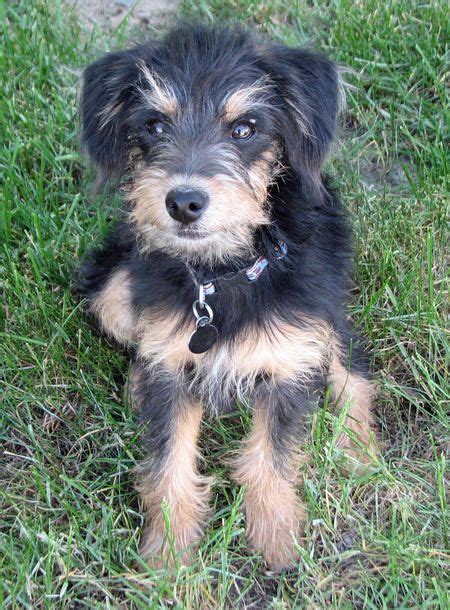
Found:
[165,188,209,225]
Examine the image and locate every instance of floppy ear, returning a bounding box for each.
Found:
[80,48,143,181]
[258,46,340,201]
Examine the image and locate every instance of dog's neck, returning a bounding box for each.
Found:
[180,225,284,278]
[185,234,287,289]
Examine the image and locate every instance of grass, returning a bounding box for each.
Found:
[0,0,448,607]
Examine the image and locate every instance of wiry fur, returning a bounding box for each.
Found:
[77,23,378,571]
[135,399,212,564]
[231,405,307,571]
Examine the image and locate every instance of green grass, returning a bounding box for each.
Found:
[1,0,448,607]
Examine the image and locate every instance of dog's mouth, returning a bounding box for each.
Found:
[175,225,209,240]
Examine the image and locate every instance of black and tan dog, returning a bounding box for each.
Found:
[78,24,377,571]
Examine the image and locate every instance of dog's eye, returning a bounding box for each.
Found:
[147,120,166,136]
[231,122,255,140]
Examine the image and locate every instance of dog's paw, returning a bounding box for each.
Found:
[335,428,380,473]
[139,517,203,569]
[244,491,306,572]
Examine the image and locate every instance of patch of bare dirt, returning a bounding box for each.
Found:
[359,156,417,193]
[68,0,179,31]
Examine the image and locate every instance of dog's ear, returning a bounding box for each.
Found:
[258,46,341,201]
[80,48,143,182]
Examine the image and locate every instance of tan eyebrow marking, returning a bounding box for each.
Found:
[136,59,179,117]
[221,77,273,123]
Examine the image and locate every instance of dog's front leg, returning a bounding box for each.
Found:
[232,383,314,572]
[131,363,212,567]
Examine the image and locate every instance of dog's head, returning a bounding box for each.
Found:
[81,25,341,263]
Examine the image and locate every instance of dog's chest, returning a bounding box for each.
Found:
[137,308,331,396]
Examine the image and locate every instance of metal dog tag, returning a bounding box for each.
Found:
[188,317,218,354]
[189,294,218,354]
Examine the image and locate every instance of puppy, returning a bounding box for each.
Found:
[78,24,377,571]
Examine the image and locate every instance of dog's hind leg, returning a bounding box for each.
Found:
[88,266,136,345]
[76,221,137,345]
[132,364,212,567]
[327,343,378,465]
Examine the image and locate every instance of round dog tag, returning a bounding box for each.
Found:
[188,320,218,354]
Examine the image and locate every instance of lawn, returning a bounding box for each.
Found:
[0,0,448,608]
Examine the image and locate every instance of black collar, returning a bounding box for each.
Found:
[185,240,287,296]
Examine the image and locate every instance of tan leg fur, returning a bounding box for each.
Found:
[232,406,306,571]
[328,352,378,464]
[136,401,213,566]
